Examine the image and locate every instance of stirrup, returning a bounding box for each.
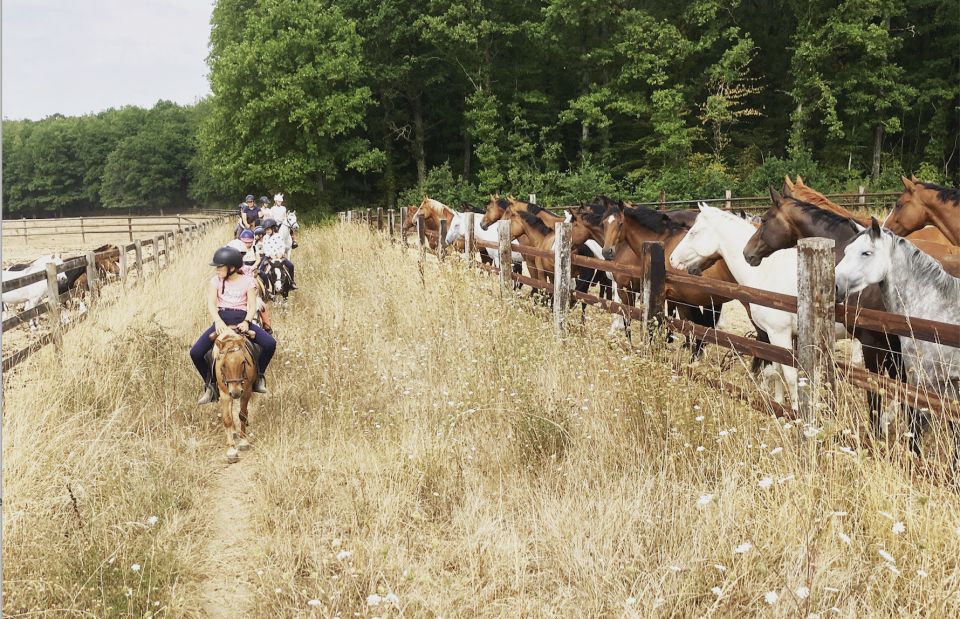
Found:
[253,375,268,394]
[197,383,218,405]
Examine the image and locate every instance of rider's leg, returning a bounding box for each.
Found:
[284,260,296,288]
[190,324,219,404]
[246,323,276,393]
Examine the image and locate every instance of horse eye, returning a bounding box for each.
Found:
[861,251,873,257]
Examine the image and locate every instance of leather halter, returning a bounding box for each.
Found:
[219,343,252,386]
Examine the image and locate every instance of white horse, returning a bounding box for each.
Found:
[2,254,66,330]
[669,203,847,409]
[444,211,523,267]
[837,219,960,452]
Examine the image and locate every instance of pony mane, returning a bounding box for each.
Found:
[918,182,960,205]
[789,184,845,213]
[423,198,456,216]
[784,197,855,228]
[516,209,552,235]
[623,204,684,233]
[891,232,960,294]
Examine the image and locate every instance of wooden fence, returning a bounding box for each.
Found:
[1,214,232,372]
[2,210,236,244]
[341,207,960,427]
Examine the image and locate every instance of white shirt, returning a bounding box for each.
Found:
[262,234,287,258]
[270,205,288,223]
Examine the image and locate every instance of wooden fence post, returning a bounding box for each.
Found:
[438,219,448,261]
[22,218,28,244]
[80,217,86,243]
[377,207,384,232]
[416,214,426,248]
[553,221,572,334]
[45,263,63,350]
[388,210,395,240]
[133,241,144,284]
[347,210,353,224]
[128,217,134,242]
[367,208,373,228]
[119,246,128,285]
[416,214,427,283]
[529,194,537,205]
[858,186,865,206]
[797,237,836,423]
[498,219,512,295]
[641,241,666,330]
[725,189,732,210]
[463,212,474,262]
[658,190,666,210]
[84,251,99,305]
[177,214,183,232]
[154,236,163,274]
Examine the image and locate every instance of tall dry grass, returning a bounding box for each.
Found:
[3,227,238,617]
[5,220,960,617]
[245,223,960,617]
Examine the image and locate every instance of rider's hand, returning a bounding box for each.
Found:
[214,319,229,335]
[237,320,250,333]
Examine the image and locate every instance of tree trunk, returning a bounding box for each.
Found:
[872,123,884,181]
[383,123,396,209]
[411,93,427,188]
[463,126,471,178]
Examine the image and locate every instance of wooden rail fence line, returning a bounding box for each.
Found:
[2,215,232,373]
[343,208,960,427]
[3,210,235,243]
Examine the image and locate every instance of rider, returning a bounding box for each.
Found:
[258,196,271,223]
[260,218,297,290]
[239,195,260,232]
[272,193,298,248]
[253,226,266,256]
[227,231,272,333]
[189,247,277,404]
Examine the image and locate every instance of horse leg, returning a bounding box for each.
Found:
[767,329,796,407]
[237,390,251,451]
[907,405,929,460]
[751,329,771,375]
[222,396,239,463]
[861,334,891,438]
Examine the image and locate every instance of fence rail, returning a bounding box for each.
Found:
[344,207,960,427]
[2,214,232,373]
[2,210,235,244]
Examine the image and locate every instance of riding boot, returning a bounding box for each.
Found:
[253,375,268,394]
[197,382,219,405]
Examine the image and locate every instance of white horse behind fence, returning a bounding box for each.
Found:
[2,254,66,330]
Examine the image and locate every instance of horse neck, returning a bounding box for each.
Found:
[781,204,851,261]
[881,241,957,316]
[515,215,551,245]
[919,190,959,245]
[709,217,780,287]
[621,214,670,257]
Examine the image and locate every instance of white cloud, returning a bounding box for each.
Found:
[2,0,214,119]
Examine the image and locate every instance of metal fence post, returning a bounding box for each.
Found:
[797,237,836,423]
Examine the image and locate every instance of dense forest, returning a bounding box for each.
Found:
[3,0,958,215]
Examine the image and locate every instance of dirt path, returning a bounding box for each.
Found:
[199,453,258,618]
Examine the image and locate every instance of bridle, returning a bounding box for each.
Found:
[217,341,253,386]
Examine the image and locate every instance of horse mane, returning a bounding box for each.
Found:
[918,182,960,205]
[578,207,606,226]
[623,204,684,233]
[785,197,855,228]
[495,197,510,209]
[424,198,456,216]
[516,209,552,236]
[886,230,960,295]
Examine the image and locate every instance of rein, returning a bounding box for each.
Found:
[217,342,254,386]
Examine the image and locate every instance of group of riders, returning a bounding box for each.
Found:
[189,193,300,405]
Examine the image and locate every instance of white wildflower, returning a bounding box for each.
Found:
[336,550,352,560]
[625,597,637,606]
[669,565,682,572]
[758,477,774,489]
[367,594,383,606]
[892,522,906,535]
[385,593,399,605]
[695,415,705,422]
[878,549,896,563]
[770,447,783,455]
[764,591,779,605]
[697,494,714,508]
[696,446,705,452]
[713,564,727,572]
[131,564,141,572]
[795,585,810,599]
[146,516,158,526]
[838,531,852,545]
[917,569,928,578]
[711,587,722,597]
[734,542,753,554]
[307,599,322,607]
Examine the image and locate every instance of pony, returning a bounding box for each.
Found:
[670,203,849,409]
[266,258,293,302]
[885,176,960,246]
[2,255,66,330]
[836,219,960,464]
[210,330,258,463]
[444,209,523,269]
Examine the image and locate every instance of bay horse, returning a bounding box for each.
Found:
[742,190,908,432]
[210,330,258,463]
[885,176,960,246]
[836,219,960,465]
[785,175,955,247]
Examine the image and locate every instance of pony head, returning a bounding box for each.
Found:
[835,218,890,298]
[885,176,931,237]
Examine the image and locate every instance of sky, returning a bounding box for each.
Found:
[2,0,215,120]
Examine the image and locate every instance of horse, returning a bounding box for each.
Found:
[210,330,258,463]
[836,219,960,465]
[2,255,66,330]
[784,175,958,252]
[266,258,292,302]
[444,209,523,269]
[671,203,852,409]
[402,204,440,248]
[885,176,960,246]
[742,189,908,434]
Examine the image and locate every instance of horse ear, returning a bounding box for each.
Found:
[784,175,794,191]
[901,175,915,191]
[781,181,794,199]
[737,208,747,219]
[911,174,919,182]
[769,186,783,206]
[869,217,882,239]
[796,175,805,186]
[847,218,864,235]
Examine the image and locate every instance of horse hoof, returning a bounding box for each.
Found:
[226,448,239,463]
[237,439,251,451]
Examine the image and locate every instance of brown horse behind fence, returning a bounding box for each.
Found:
[885,176,960,246]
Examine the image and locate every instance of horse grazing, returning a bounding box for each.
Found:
[836,219,960,465]
[742,189,907,433]
[266,258,292,301]
[210,330,258,463]
[885,176,960,246]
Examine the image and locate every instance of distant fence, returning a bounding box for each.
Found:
[2,210,236,244]
[1,214,232,373]
[341,207,960,427]
[625,187,898,213]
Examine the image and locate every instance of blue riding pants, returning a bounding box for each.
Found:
[189,308,277,382]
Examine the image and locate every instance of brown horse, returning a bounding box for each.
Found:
[402,205,438,248]
[885,176,960,246]
[785,175,953,245]
[211,330,257,463]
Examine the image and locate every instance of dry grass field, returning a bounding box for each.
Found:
[5,221,960,617]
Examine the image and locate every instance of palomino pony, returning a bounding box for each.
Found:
[671,203,851,409]
[885,176,960,246]
[742,190,907,432]
[210,330,258,463]
[836,219,960,464]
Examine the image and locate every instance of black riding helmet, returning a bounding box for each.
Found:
[259,196,270,205]
[209,246,244,268]
[262,218,279,230]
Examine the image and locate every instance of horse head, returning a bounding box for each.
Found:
[480,195,509,231]
[214,331,255,400]
[886,175,933,237]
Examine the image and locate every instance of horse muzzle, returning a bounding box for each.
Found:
[687,265,703,276]
[601,247,614,260]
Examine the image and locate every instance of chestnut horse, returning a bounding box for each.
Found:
[210,330,258,463]
[402,205,438,249]
[785,175,953,245]
[886,176,960,246]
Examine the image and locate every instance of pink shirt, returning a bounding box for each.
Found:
[210,274,255,310]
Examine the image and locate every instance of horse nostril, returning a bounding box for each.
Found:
[602,248,613,260]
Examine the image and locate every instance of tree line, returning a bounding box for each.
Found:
[4,0,958,216]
